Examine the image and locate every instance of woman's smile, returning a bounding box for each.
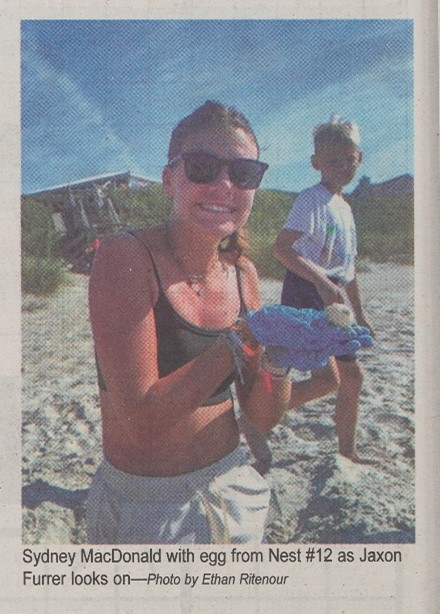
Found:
[197,202,234,214]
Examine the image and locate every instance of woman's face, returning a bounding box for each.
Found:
[163,127,259,238]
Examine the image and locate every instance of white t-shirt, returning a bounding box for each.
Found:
[283,183,357,285]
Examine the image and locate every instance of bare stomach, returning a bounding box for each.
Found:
[99,392,240,476]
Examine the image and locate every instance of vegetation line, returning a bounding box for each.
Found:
[22,184,414,296]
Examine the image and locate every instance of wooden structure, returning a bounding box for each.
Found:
[23,171,153,271]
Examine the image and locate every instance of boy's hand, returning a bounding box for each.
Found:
[316,278,344,306]
[356,315,376,338]
[245,305,374,371]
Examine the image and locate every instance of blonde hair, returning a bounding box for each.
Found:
[313,115,361,152]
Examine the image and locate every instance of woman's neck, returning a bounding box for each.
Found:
[165,220,222,276]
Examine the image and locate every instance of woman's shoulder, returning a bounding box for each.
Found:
[89,229,161,337]
[95,225,165,261]
[101,224,162,245]
[90,227,165,301]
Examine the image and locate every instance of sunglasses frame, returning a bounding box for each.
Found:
[168,151,269,190]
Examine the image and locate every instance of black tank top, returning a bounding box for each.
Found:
[96,232,248,406]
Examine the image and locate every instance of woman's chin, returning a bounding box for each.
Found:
[192,214,240,238]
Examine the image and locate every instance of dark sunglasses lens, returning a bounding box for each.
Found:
[229,159,267,189]
[182,152,267,189]
[184,153,221,184]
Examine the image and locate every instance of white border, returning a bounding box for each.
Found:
[1,1,438,612]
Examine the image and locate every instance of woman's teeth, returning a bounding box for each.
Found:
[199,204,231,213]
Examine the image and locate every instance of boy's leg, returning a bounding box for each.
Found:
[289,357,340,409]
[282,271,340,409]
[334,358,363,459]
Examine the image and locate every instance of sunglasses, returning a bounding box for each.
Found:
[168,151,269,190]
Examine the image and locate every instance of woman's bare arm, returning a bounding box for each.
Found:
[234,259,291,432]
[89,234,236,436]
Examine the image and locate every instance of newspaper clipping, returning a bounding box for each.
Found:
[1,0,438,612]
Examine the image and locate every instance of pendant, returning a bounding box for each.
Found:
[189,279,204,296]
[188,274,206,297]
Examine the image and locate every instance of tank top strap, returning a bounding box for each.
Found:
[235,264,248,315]
[128,230,248,314]
[127,230,163,290]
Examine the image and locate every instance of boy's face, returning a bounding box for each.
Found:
[311,142,362,192]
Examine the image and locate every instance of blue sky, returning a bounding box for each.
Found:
[21,20,413,194]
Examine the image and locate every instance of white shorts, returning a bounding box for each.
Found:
[86,446,270,544]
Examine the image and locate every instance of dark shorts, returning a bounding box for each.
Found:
[281,270,356,362]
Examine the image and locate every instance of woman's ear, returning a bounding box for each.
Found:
[162,165,174,199]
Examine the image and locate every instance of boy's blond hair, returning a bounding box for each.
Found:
[313,115,361,152]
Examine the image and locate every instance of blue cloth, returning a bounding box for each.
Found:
[246,305,373,371]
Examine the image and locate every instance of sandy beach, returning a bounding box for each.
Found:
[22,262,414,544]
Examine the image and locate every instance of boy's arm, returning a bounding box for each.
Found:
[345,276,375,336]
[273,228,344,306]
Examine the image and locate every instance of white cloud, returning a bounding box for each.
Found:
[22,35,138,189]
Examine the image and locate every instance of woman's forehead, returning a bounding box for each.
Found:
[182,127,258,156]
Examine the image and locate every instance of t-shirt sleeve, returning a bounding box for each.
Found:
[283,190,315,235]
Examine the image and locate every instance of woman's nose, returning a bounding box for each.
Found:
[214,164,233,186]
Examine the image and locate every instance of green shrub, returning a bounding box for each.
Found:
[109,184,172,229]
[247,189,295,278]
[21,199,68,295]
[21,199,60,258]
[351,194,414,263]
[22,255,67,295]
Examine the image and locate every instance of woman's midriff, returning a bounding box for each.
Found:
[99,393,240,476]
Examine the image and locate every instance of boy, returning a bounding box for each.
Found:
[273,116,374,461]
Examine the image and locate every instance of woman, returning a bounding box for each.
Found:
[87,101,292,544]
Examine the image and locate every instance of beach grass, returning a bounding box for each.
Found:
[350,193,414,265]
[21,184,414,294]
[21,199,66,295]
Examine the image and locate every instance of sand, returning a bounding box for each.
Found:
[22,262,414,544]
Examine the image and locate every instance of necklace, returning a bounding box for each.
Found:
[165,223,228,296]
